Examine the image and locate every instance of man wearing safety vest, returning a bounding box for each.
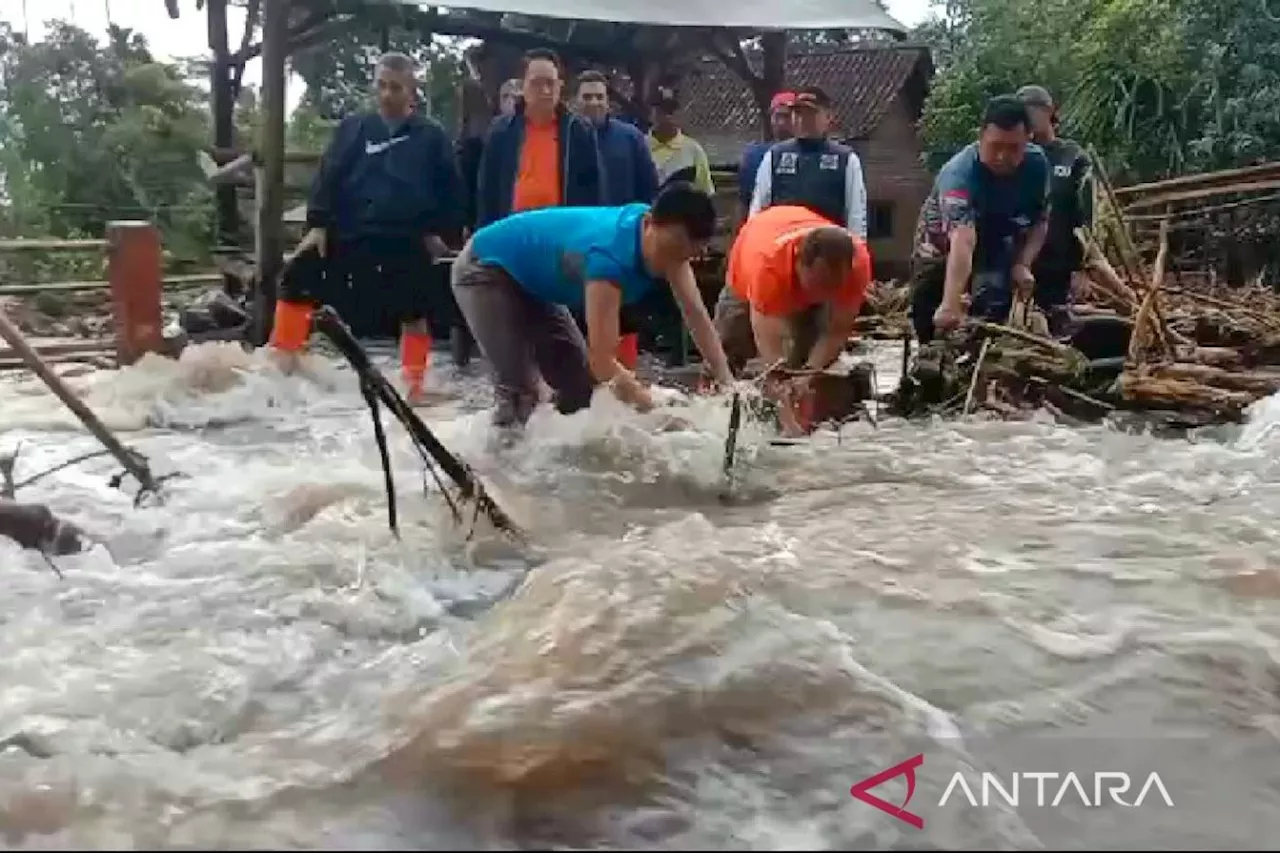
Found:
[713,204,873,437]
[747,86,868,239]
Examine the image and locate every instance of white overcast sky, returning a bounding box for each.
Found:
[1,0,936,115]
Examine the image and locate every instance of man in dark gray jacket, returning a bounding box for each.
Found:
[1017,84,1095,336]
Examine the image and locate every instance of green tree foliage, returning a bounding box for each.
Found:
[0,21,213,263]
[290,20,467,134]
[912,0,1280,182]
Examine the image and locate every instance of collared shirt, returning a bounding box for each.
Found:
[647,130,715,196]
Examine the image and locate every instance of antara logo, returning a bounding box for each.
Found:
[851,754,1175,830]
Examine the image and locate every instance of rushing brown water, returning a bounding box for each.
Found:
[2,341,1280,850]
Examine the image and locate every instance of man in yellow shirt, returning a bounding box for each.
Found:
[646,87,715,196]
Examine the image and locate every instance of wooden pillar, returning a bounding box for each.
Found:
[253,0,289,347]
[106,221,164,366]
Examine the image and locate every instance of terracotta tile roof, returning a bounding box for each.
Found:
[677,44,931,165]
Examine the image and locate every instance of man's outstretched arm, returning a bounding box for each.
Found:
[666,261,735,385]
[585,279,655,412]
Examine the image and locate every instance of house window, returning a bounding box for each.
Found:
[867,202,894,240]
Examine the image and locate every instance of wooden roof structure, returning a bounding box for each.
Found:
[678,44,933,165]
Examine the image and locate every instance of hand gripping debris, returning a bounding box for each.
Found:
[309,306,524,543]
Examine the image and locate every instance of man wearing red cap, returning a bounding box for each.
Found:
[735,92,796,231]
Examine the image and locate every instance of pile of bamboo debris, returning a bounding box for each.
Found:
[882,155,1280,426]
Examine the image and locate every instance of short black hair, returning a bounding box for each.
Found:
[650,84,680,113]
[576,69,608,90]
[795,85,834,109]
[981,95,1031,132]
[649,181,716,242]
[521,48,562,76]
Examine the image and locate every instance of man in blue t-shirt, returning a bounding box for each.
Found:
[909,95,1051,343]
[451,182,736,427]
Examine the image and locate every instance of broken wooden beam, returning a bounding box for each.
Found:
[1123,176,1280,212]
[1113,161,1280,199]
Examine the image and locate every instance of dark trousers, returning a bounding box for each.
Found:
[450,243,595,426]
[279,234,437,338]
[909,260,1015,344]
[712,285,825,374]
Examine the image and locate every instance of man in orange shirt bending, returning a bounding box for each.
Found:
[714,204,873,434]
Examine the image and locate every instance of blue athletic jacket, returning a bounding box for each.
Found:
[306,111,464,241]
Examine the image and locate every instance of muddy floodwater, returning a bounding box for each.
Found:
[3,341,1280,850]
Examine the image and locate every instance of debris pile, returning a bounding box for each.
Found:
[855,280,913,339]
[885,156,1280,428]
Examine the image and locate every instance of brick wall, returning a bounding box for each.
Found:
[853,93,933,282]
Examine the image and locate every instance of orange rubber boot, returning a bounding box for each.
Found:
[400,329,432,400]
[270,300,314,353]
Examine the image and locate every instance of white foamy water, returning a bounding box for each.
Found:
[2,341,1280,849]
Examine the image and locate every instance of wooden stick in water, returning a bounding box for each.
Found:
[0,312,162,500]
[719,391,743,503]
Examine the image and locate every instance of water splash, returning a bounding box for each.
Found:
[1,342,1280,847]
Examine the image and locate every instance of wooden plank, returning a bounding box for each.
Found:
[0,340,112,359]
[210,147,325,166]
[1125,191,1280,221]
[1114,161,1280,198]
[0,239,108,253]
[0,273,223,296]
[1122,176,1280,211]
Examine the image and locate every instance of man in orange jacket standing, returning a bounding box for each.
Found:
[713,204,873,435]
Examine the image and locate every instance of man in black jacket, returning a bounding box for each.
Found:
[1016,84,1094,336]
[270,52,464,402]
[475,49,605,227]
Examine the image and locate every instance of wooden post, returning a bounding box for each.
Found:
[253,0,289,346]
[106,221,164,366]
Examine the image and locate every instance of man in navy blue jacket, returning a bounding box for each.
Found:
[270,52,464,402]
[574,70,659,206]
[475,48,605,227]
[569,69,661,368]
